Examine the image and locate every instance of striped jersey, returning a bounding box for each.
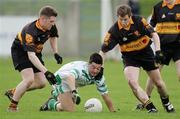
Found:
[15,19,59,53]
[54,61,108,94]
[150,0,180,44]
[101,15,155,58]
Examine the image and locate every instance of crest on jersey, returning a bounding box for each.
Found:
[176,13,180,20]
[161,14,166,18]
[37,37,41,41]
[122,37,128,41]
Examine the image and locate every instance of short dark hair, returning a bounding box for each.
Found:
[117,4,132,17]
[39,6,58,17]
[89,53,103,65]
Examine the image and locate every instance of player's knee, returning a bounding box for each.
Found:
[38,83,46,89]
[25,78,34,87]
[37,81,46,89]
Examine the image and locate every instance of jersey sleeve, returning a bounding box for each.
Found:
[69,68,80,79]
[22,32,36,52]
[150,7,157,27]
[101,26,119,53]
[95,76,108,95]
[141,17,155,37]
[49,25,59,37]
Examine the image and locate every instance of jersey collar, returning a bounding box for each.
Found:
[118,17,134,30]
[35,19,46,32]
[162,0,179,9]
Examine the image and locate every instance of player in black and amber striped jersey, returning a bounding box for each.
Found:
[140,0,180,111]
[99,5,175,113]
[5,6,63,112]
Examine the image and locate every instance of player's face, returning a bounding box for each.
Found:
[42,16,56,30]
[119,15,131,28]
[88,62,102,77]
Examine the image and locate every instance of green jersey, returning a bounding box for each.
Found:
[54,61,108,95]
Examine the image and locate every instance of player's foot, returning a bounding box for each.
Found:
[39,97,53,111]
[147,108,158,113]
[135,103,144,110]
[5,89,15,101]
[163,102,175,113]
[7,104,18,112]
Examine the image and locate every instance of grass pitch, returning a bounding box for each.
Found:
[0,57,179,119]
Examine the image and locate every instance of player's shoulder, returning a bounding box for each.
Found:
[69,61,88,69]
[112,21,119,30]
[108,21,119,35]
[132,15,144,25]
[71,61,87,65]
[154,1,163,9]
[25,20,37,29]
[132,15,142,21]
[23,20,38,35]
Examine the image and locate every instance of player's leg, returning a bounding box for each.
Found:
[8,68,34,111]
[175,60,180,82]
[49,82,75,112]
[58,92,75,111]
[147,69,175,112]
[39,97,62,111]
[40,77,75,112]
[124,66,157,113]
[40,92,74,112]
[136,65,164,110]
[6,64,46,99]
[135,77,154,110]
[27,72,46,91]
[145,65,164,97]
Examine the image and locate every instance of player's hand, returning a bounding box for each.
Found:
[95,67,104,80]
[54,53,63,64]
[155,50,165,64]
[44,71,57,85]
[72,90,81,105]
[112,108,120,112]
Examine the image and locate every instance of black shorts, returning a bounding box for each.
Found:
[11,40,44,73]
[161,42,180,65]
[122,47,158,71]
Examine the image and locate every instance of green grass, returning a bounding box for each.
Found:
[0,58,180,119]
[139,0,162,18]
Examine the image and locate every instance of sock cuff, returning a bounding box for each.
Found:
[11,99,18,105]
[48,98,58,111]
[144,100,151,107]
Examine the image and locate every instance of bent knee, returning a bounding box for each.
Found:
[37,82,46,89]
[25,79,34,87]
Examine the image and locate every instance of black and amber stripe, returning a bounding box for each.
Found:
[156,22,180,34]
[120,35,151,52]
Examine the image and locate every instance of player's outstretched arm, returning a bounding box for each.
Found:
[27,51,48,73]
[49,37,63,64]
[28,51,57,85]
[101,93,116,112]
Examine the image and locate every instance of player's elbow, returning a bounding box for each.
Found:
[27,51,36,60]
